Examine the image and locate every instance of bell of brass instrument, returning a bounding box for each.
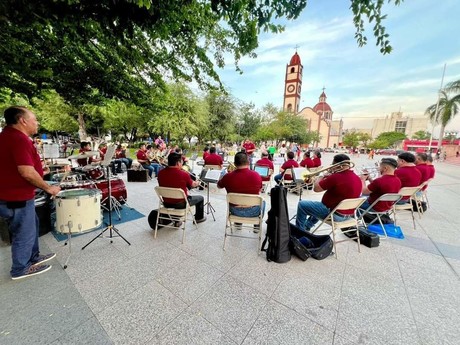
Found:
[301,160,355,180]
[227,162,237,172]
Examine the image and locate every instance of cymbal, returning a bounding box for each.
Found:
[68,151,99,159]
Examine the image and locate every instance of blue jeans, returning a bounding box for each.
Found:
[230,201,266,218]
[150,163,162,177]
[0,199,40,277]
[120,158,132,169]
[295,200,349,231]
[142,164,154,178]
[274,173,283,184]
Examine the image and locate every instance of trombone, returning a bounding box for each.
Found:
[301,160,355,180]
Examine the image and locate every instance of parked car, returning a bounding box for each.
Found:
[323,147,334,152]
[334,148,349,153]
[377,149,397,155]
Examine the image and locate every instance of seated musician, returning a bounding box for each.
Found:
[299,151,314,169]
[426,154,435,179]
[204,146,223,168]
[115,144,133,170]
[395,152,422,203]
[99,143,122,175]
[146,144,163,177]
[359,158,401,212]
[136,143,154,178]
[312,150,322,167]
[77,141,100,166]
[255,151,274,182]
[217,152,264,232]
[295,154,362,232]
[274,151,299,184]
[415,152,431,191]
[157,152,207,225]
[202,146,210,160]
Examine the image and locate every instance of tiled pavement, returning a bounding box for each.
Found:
[1,153,459,345]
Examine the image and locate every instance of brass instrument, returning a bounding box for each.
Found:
[301,160,355,180]
[227,162,237,172]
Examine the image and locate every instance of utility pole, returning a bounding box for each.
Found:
[427,63,447,154]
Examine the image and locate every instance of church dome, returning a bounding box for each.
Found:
[313,102,332,112]
[290,52,301,65]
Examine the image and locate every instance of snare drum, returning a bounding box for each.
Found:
[55,189,102,234]
[60,180,96,190]
[83,165,105,180]
[52,172,82,184]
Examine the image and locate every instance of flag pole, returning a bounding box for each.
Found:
[428,63,447,154]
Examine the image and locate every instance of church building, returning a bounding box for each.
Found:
[283,51,343,148]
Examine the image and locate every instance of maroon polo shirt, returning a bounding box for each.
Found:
[0,126,43,201]
[218,168,262,195]
[366,175,402,212]
[136,149,149,162]
[427,165,435,179]
[255,157,274,182]
[300,158,314,168]
[312,157,322,167]
[157,167,193,203]
[281,159,299,180]
[243,142,256,155]
[395,166,422,200]
[319,170,362,215]
[204,153,223,166]
[415,163,431,190]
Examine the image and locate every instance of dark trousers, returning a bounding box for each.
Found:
[164,195,204,220]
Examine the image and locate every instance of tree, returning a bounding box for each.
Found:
[343,131,361,148]
[370,131,406,149]
[412,130,431,140]
[425,90,460,152]
[203,90,237,143]
[359,133,372,147]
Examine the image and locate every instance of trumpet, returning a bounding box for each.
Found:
[301,160,355,179]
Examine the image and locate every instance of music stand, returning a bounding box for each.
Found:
[200,169,223,221]
[82,145,130,249]
[292,167,309,201]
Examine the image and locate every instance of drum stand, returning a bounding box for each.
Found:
[203,181,216,221]
[62,221,74,269]
[82,165,131,249]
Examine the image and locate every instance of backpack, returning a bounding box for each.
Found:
[261,186,291,263]
[289,223,333,261]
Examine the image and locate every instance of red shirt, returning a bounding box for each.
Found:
[243,141,256,155]
[300,158,314,168]
[115,149,126,159]
[203,151,210,160]
[136,149,149,162]
[395,166,422,200]
[415,163,431,188]
[255,157,274,181]
[427,165,435,179]
[218,168,262,195]
[204,153,223,166]
[319,170,362,215]
[157,167,193,203]
[281,159,299,180]
[312,157,321,167]
[367,175,402,212]
[0,127,43,201]
[99,147,107,160]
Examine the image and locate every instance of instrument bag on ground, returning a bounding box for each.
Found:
[342,226,380,248]
[148,209,174,229]
[261,186,291,263]
[289,223,333,261]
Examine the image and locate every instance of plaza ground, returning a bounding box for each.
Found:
[1,153,459,345]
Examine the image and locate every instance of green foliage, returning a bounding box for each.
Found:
[370,131,406,149]
[203,90,237,142]
[412,130,431,140]
[343,131,372,147]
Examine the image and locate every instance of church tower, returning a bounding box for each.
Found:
[283,51,303,113]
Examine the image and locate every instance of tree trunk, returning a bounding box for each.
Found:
[77,112,87,141]
[437,124,446,153]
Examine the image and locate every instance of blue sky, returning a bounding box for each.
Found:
[218,0,460,134]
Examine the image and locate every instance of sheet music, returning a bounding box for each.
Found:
[292,167,308,182]
[202,169,223,183]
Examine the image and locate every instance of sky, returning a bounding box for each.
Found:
[217,0,460,135]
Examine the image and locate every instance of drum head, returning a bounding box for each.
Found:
[57,188,101,199]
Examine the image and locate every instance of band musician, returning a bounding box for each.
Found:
[136,143,154,178]
[295,154,362,232]
[77,141,100,166]
[359,158,401,212]
[395,152,421,203]
[312,150,322,167]
[204,146,223,168]
[255,151,274,183]
[115,144,133,170]
[99,143,122,175]
[217,152,264,232]
[299,151,314,169]
[274,151,299,184]
[415,152,432,191]
[242,139,256,169]
[157,153,207,225]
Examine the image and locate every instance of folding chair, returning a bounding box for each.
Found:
[312,197,366,258]
[223,193,264,251]
[390,186,421,230]
[415,178,433,211]
[154,186,198,243]
[358,193,402,238]
[279,170,297,193]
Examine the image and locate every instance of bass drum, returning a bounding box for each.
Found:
[93,177,127,206]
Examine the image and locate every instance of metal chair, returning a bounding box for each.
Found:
[390,186,422,230]
[358,193,402,238]
[223,193,264,251]
[312,197,366,258]
[154,186,198,243]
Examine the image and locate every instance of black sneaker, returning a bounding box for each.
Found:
[12,264,52,280]
[31,253,56,266]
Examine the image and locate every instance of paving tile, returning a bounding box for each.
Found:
[336,264,419,345]
[191,275,269,344]
[156,255,225,304]
[242,299,334,345]
[271,258,346,331]
[97,280,187,345]
[54,317,113,345]
[152,308,236,345]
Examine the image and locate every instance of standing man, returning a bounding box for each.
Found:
[218,152,264,232]
[242,138,256,169]
[157,153,206,225]
[0,106,61,279]
[295,154,362,232]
